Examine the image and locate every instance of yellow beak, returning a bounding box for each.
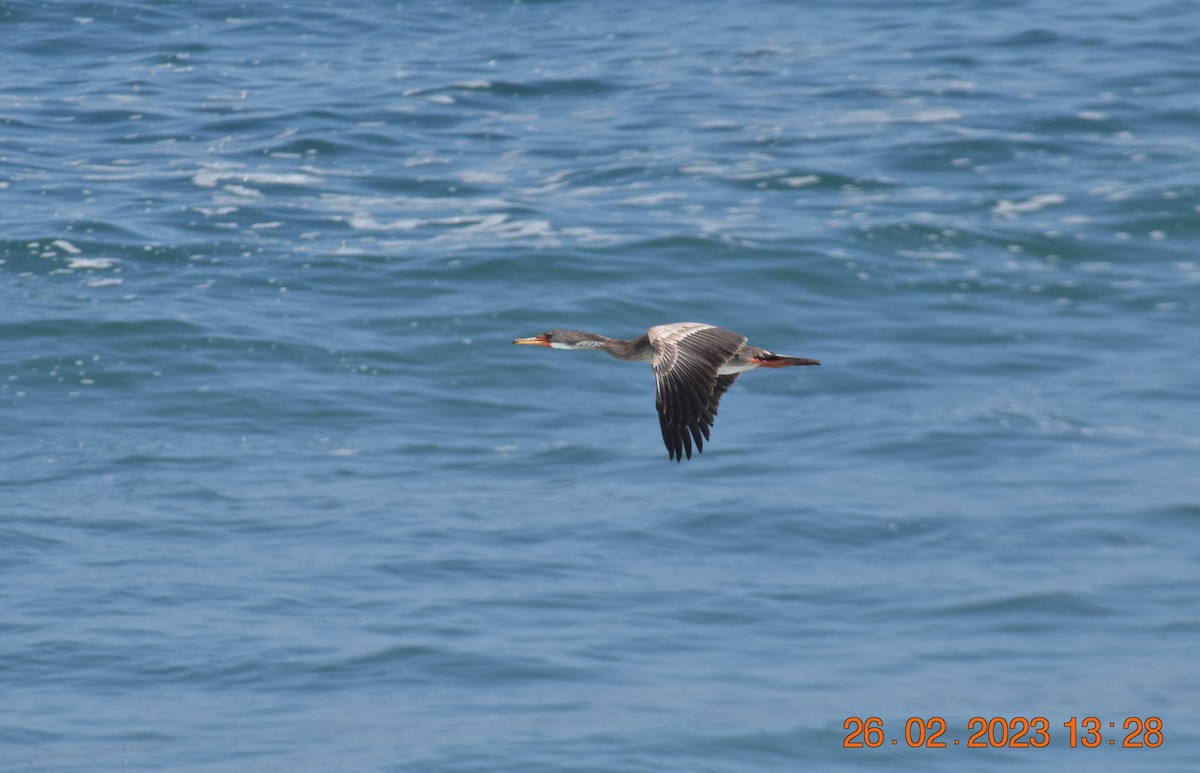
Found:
[513,335,550,346]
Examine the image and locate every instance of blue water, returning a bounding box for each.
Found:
[3,0,1199,770]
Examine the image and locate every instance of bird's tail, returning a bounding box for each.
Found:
[753,354,821,368]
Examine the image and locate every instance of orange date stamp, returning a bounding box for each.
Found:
[843,716,1163,749]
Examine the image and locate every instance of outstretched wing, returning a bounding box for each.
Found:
[649,324,746,461]
[709,373,740,420]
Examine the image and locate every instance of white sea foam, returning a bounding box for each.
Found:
[67,257,117,270]
[348,213,423,230]
[992,193,1066,217]
[621,192,687,206]
[458,171,508,184]
[193,169,318,188]
[898,250,964,261]
[223,184,262,198]
[836,107,961,125]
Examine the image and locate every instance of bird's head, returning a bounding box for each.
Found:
[512,330,600,350]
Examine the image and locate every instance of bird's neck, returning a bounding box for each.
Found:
[566,333,653,362]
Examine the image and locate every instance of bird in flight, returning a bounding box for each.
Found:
[513,322,819,461]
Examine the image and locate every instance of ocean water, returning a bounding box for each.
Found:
[2,0,1199,770]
